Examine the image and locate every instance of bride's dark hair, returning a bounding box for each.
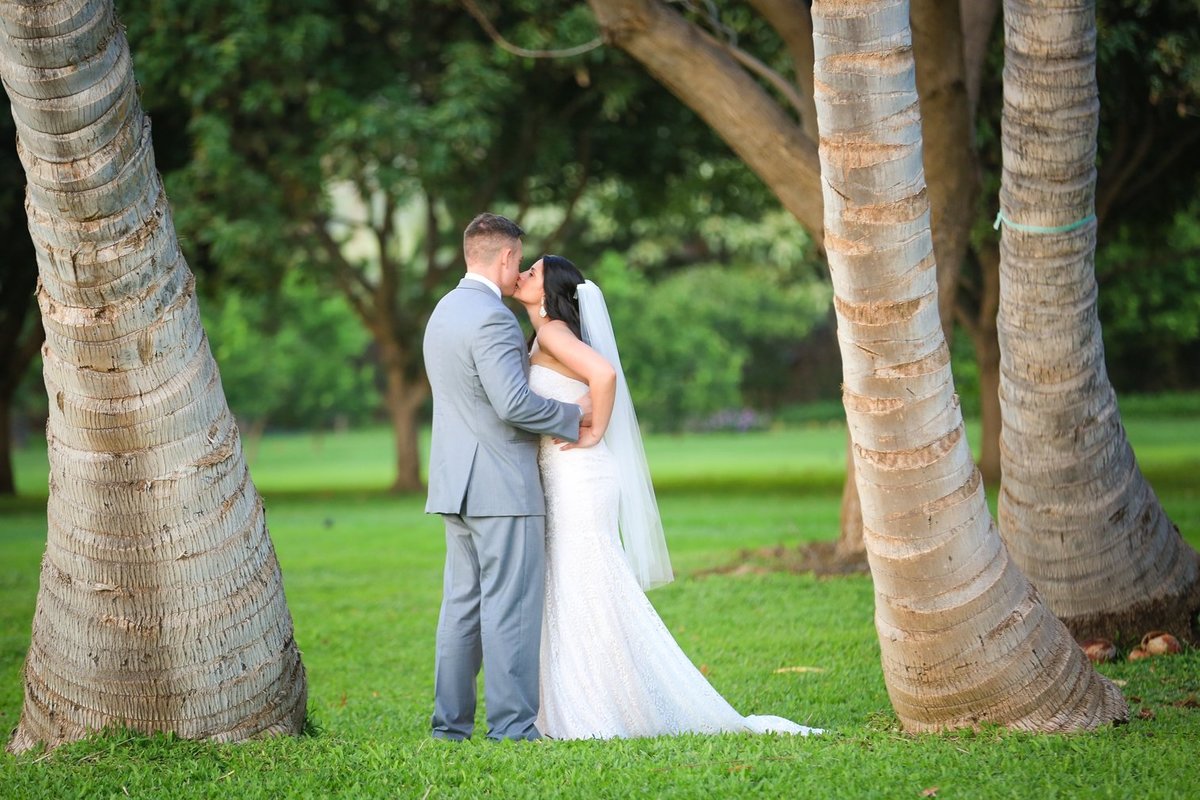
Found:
[537,254,585,339]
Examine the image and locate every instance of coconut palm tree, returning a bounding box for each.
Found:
[811,0,1125,731]
[1,0,306,753]
[585,0,993,567]
[995,0,1200,645]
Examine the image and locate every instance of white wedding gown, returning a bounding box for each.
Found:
[530,365,822,739]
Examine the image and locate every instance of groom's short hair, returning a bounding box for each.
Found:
[464,213,525,266]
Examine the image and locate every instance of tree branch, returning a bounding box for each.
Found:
[745,0,818,139]
[423,191,457,293]
[541,134,593,254]
[702,30,808,121]
[961,0,1000,120]
[461,0,602,58]
[1121,126,1200,202]
[312,219,376,325]
[586,0,823,240]
[1099,123,1200,226]
[912,0,978,340]
[1096,116,1153,225]
[376,191,400,329]
[425,193,441,278]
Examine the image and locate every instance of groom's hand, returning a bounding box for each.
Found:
[574,392,593,429]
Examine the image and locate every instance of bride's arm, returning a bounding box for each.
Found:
[536,321,616,447]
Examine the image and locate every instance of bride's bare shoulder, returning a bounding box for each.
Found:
[530,332,586,383]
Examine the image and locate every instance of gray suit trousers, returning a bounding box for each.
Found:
[432,513,545,741]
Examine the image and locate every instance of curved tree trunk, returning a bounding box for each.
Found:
[586,0,824,237]
[961,0,1000,120]
[1,0,306,753]
[812,0,1125,731]
[911,0,977,345]
[746,0,819,142]
[589,0,983,567]
[835,429,864,561]
[968,241,1003,487]
[379,337,427,492]
[996,0,1200,645]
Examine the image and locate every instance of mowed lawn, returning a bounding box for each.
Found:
[1,417,1199,798]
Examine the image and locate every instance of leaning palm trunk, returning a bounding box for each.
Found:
[1,0,306,753]
[996,0,1199,644]
[811,0,1125,731]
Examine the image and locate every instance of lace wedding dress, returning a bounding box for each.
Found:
[530,365,822,739]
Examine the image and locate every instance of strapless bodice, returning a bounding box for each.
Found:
[530,364,587,403]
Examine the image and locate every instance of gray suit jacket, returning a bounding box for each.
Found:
[423,279,580,516]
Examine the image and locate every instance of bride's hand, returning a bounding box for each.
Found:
[574,392,593,428]
[559,427,603,450]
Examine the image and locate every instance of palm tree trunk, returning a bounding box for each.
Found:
[996,0,1200,645]
[1,0,306,753]
[812,0,1125,731]
[589,0,997,567]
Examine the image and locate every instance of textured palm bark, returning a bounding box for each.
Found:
[812,0,1125,731]
[588,0,975,566]
[2,0,306,753]
[996,0,1200,645]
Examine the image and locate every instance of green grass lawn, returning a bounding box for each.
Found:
[1,417,1199,798]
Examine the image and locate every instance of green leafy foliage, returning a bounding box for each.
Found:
[199,272,378,429]
[590,248,830,432]
[1097,206,1200,390]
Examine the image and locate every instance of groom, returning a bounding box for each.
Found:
[423,212,588,741]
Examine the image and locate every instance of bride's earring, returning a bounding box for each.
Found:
[539,299,547,319]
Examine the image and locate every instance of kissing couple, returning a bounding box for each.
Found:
[422,212,823,741]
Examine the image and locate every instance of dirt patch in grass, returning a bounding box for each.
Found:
[698,540,870,578]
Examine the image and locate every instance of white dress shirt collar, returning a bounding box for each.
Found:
[463,272,501,299]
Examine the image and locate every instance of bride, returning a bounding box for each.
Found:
[513,255,822,740]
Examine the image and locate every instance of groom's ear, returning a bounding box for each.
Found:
[504,244,521,270]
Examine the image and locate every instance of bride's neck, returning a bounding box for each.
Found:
[523,303,546,330]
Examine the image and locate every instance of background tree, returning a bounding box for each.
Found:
[589,245,829,431]
[113,0,748,491]
[1091,0,1200,391]
[811,0,1125,731]
[0,112,42,497]
[995,0,1200,644]
[956,0,1200,478]
[200,272,379,443]
[2,0,305,752]
[584,0,1200,566]
[583,0,985,564]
